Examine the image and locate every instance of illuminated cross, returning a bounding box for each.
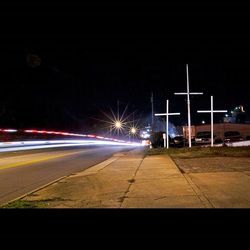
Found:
[197,96,227,147]
[155,100,180,148]
[174,64,203,148]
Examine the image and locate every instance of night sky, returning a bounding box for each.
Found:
[1,1,250,132]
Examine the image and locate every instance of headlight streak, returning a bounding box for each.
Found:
[0,139,143,153]
[0,128,133,142]
[0,129,18,133]
[1,127,143,147]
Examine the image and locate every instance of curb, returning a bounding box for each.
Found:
[1,175,69,208]
[1,154,122,208]
[183,174,214,208]
[76,156,120,176]
[169,155,214,208]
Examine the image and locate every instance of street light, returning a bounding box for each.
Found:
[115,121,122,129]
[129,126,137,142]
[98,103,136,139]
[130,127,137,134]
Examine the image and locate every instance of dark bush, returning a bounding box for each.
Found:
[150,132,165,148]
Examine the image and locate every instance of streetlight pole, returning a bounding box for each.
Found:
[151,92,154,132]
[174,64,203,148]
[166,99,169,148]
[117,100,120,138]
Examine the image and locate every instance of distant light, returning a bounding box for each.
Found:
[131,128,136,134]
[0,129,17,133]
[140,131,150,139]
[225,114,229,117]
[87,135,96,138]
[170,133,176,138]
[115,121,122,128]
[130,127,137,135]
[142,140,150,146]
[201,120,206,124]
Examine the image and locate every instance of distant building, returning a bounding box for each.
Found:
[183,123,250,141]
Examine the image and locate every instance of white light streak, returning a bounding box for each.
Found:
[0,129,18,133]
[0,140,143,153]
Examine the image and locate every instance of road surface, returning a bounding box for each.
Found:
[0,145,135,206]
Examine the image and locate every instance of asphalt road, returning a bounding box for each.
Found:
[0,145,135,206]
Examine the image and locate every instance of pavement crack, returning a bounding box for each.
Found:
[154,196,167,201]
[119,157,145,208]
[184,174,214,208]
[128,179,136,184]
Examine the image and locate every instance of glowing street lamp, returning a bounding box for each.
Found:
[129,126,138,142]
[130,127,137,134]
[96,102,137,139]
[115,121,122,129]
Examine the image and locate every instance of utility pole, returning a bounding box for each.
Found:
[197,96,227,147]
[174,64,203,148]
[117,100,119,138]
[117,100,119,120]
[155,100,180,149]
[151,92,154,133]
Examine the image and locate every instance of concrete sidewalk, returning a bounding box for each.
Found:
[16,148,212,208]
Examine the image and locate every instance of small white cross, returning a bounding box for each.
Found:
[155,100,180,148]
[197,96,227,147]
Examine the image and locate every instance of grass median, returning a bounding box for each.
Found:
[146,146,250,159]
[146,146,250,174]
[1,197,68,208]
[2,199,49,208]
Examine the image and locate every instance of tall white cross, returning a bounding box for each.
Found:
[155,100,180,148]
[197,96,227,147]
[174,64,203,148]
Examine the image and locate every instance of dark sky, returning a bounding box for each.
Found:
[1,1,250,132]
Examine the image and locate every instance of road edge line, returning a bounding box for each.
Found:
[1,175,69,208]
[1,155,122,208]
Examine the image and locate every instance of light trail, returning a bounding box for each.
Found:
[0,129,17,133]
[0,128,140,143]
[0,139,143,153]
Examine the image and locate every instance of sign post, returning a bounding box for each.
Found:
[163,133,166,148]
